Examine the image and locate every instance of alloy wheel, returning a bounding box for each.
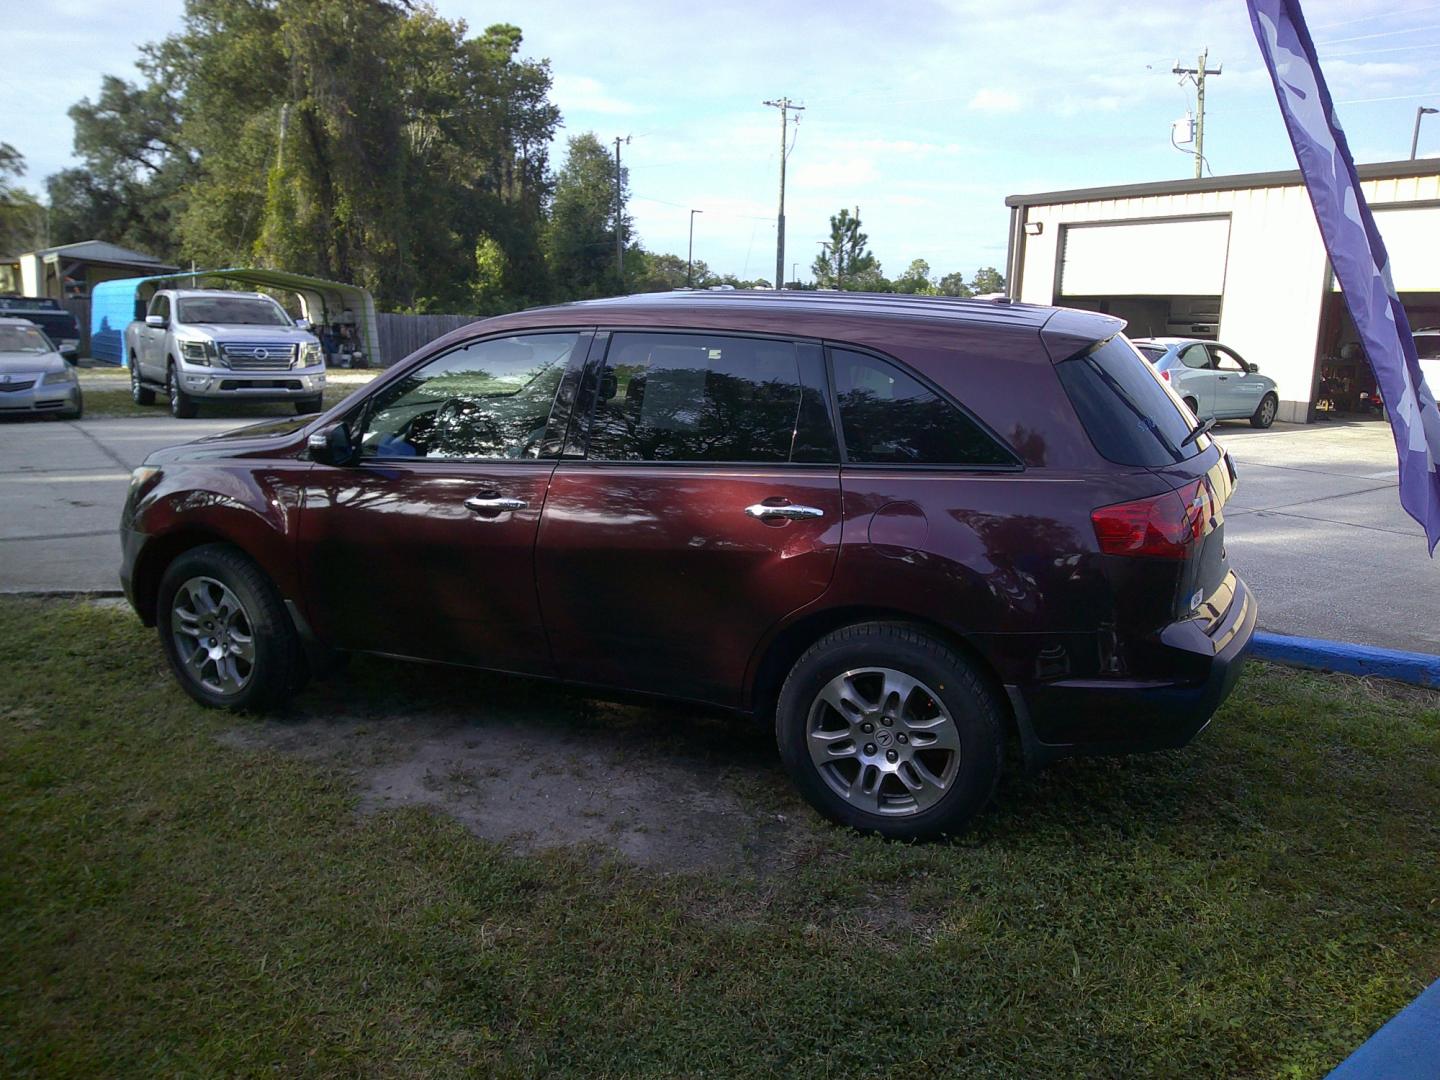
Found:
[1260,396,1276,425]
[168,367,179,415]
[806,667,961,816]
[169,576,256,696]
[131,363,141,403]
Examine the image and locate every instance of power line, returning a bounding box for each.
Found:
[1316,22,1440,46]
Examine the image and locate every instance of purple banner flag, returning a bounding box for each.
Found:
[1248,0,1440,553]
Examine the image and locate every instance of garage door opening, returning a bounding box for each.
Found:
[1053,216,1230,340]
[1315,290,1440,422]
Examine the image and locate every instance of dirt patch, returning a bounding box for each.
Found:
[220,658,815,872]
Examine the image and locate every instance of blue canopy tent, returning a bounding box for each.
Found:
[89,268,381,367]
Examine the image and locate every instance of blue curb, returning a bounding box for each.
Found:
[1251,631,1440,688]
[1327,978,1440,1079]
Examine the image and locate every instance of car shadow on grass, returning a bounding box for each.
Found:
[220,650,1263,879]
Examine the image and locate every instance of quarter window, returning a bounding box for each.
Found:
[358,333,580,460]
[1179,344,1212,369]
[830,349,1015,466]
[586,333,805,463]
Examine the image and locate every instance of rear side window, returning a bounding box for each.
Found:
[1055,336,1200,467]
[586,332,804,463]
[830,349,1016,466]
[1136,344,1166,363]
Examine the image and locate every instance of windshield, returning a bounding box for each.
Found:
[177,297,291,327]
[0,325,53,353]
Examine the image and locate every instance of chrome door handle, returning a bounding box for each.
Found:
[465,495,527,512]
[744,502,824,520]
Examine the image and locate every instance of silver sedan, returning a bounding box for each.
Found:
[0,318,83,420]
[1133,337,1279,428]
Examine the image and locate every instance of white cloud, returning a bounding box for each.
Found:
[550,74,639,116]
[968,88,1021,113]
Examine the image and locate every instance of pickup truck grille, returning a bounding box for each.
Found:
[220,342,296,370]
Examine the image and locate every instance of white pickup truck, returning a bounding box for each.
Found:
[126,288,327,418]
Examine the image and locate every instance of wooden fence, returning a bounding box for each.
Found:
[375,312,478,367]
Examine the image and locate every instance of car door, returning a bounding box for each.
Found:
[142,294,169,378]
[535,330,842,707]
[295,330,589,673]
[1175,343,1216,418]
[1211,344,1264,418]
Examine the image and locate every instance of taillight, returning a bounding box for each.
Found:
[1091,479,1207,559]
[1159,369,1171,382]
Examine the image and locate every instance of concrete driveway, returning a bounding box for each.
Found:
[1,414,1434,653]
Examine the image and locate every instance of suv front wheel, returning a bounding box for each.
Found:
[775,622,1003,839]
[168,361,198,418]
[156,543,305,711]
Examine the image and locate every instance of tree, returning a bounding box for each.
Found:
[0,145,46,257]
[936,271,971,297]
[811,206,880,290]
[892,258,935,295]
[970,266,1006,295]
[545,132,628,300]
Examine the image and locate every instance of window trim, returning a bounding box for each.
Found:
[572,327,834,469]
[346,327,594,467]
[822,342,1023,472]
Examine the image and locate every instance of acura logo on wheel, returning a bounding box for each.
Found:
[875,729,893,747]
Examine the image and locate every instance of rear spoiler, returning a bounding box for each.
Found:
[1039,307,1126,364]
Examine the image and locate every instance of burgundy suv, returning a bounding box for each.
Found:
[120,292,1255,838]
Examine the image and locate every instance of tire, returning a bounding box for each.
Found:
[62,393,83,421]
[775,621,1003,840]
[1251,392,1278,429]
[168,361,197,418]
[156,543,306,711]
[295,395,324,415]
[130,356,155,405]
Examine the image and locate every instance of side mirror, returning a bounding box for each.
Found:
[62,348,78,363]
[145,314,166,328]
[1245,362,1259,374]
[307,423,357,467]
[295,318,312,332]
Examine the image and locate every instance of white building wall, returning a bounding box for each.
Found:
[1015,173,1440,423]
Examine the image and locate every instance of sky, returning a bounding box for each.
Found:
[4,0,1440,283]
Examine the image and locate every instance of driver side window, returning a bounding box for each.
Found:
[358,333,580,460]
[1213,346,1246,372]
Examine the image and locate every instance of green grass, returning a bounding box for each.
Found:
[80,380,369,419]
[2,598,1439,1077]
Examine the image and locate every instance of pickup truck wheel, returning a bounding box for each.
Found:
[295,395,324,415]
[157,543,305,711]
[775,622,1002,840]
[130,357,155,405]
[168,362,198,418]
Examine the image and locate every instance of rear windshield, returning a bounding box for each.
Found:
[1055,335,1202,467]
[17,312,77,338]
[1415,334,1440,361]
[1136,344,1166,363]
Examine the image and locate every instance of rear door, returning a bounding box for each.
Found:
[297,330,588,671]
[535,330,841,707]
[1175,343,1216,418]
[1212,344,1264,418]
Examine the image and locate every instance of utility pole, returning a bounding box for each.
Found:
[1173,50,1222,179]
[687,209,703,287]
[613,135,630,285]
[763,97,804,291]
[1412,106,1438,160]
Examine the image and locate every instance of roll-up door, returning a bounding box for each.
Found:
[1059,217,1231,296]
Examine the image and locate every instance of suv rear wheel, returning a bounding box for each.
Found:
[168,361,198,418]
[775,622,1002,839]
[130,355,155,405]
[157,543,305,711]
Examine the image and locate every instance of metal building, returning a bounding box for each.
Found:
[1004,159,1440,423]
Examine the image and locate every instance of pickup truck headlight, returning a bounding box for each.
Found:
[299,342,324,368]
[41,367,77,385]
[178,339,220,367]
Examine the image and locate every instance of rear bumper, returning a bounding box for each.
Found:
[1008,572,1257,768]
